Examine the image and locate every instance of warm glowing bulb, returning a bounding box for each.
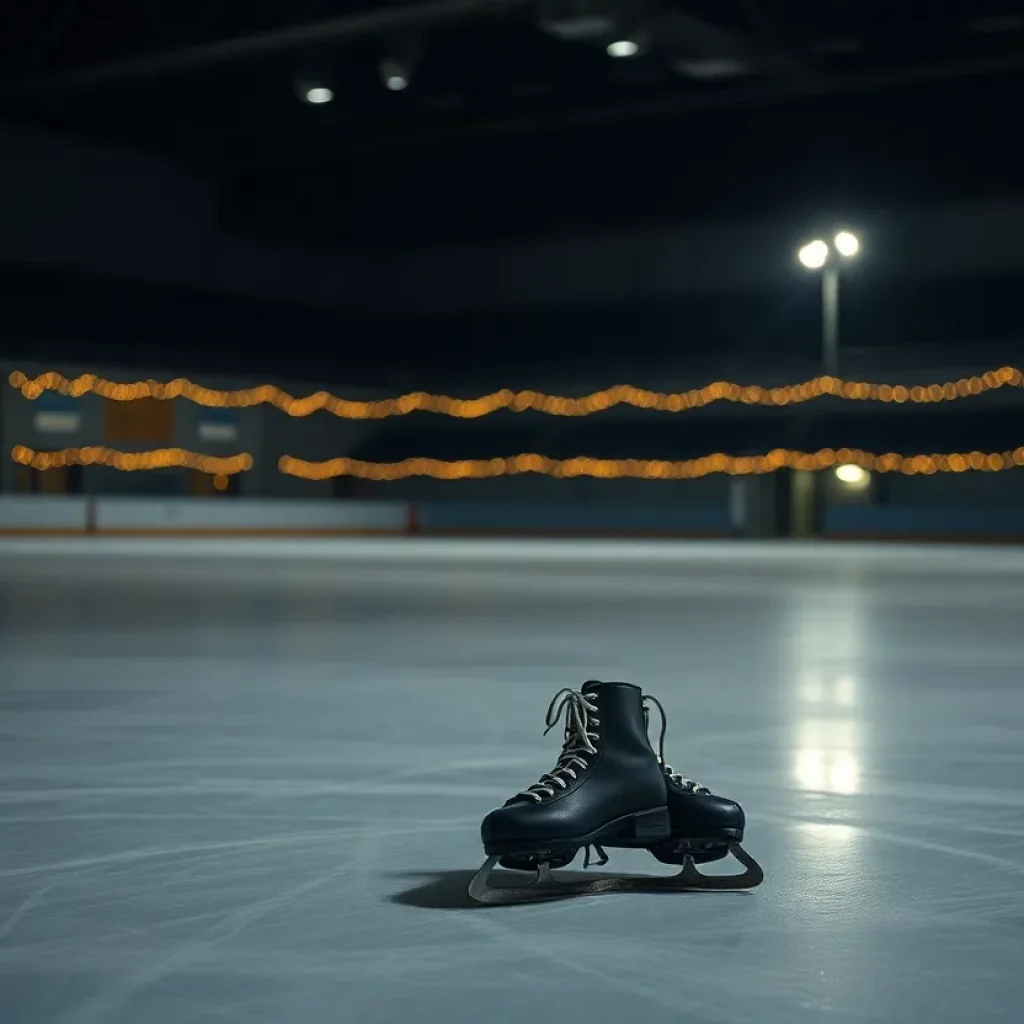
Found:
[835,464,870,487]
[798,239,829,269]
[304,86,334,104]
[834,230,860,257]
[607,39,640,57]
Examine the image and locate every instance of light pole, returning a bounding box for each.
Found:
[797,230,861,376]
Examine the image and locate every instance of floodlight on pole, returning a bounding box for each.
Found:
[796,229,861,376]
[834,230,860,257]
[797,239,829,270]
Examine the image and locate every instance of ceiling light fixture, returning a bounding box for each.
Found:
[607,39,640,57]
[303,85,334,104]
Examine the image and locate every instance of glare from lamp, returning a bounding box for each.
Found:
[835,464,870,488]
[834,230,860,258]
[304,86,334,104]
[380,56,414,92]
[798,239,830,270]
[607,39,640,57]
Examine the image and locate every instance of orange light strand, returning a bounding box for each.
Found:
[11,446,252,475]
[9,366,1023,420]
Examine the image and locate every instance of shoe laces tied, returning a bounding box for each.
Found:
[517,688,600,803]
[642,693,710,795]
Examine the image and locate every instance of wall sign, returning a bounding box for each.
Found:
[198,407,239,443]
[34,392,81,435]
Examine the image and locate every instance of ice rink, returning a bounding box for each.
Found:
[2,536,1023,1024]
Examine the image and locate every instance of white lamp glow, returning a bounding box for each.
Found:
[835,464,870,488]
[834,230,860,257]
[798,239,829,269]
[304,86,334,104]
[607,39,640,57]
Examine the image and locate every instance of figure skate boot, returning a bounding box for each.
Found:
[469,680,670,904]
[642,694,764,890]
[469,682,763,903]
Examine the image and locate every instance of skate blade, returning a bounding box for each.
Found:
[674,842,764,891]
[468,843,763,905]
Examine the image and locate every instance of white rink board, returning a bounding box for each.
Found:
[0,496,409,534]
[0,494,89,530]
[94,496,408,532]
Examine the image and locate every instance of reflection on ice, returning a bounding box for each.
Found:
[796,672,859,708]
[793,717,862,794]
[795,820,860,845]
[834,675,858,708]
[794,747,861,795]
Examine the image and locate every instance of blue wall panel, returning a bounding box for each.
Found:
[825,504,1024,537]
[419,501,730,534]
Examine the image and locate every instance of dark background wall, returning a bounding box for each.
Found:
[4,116,1024,388]
[1,44,1022,540]
[0,121,370,309]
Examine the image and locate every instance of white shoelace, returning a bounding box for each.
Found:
[642,693,711,794]
[517,688,601,803]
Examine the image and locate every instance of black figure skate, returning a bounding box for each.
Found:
[641,694,764,890]
[468,681,763,904]
[469,680,671,904]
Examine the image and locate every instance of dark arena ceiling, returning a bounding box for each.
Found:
[2,0,1023,245]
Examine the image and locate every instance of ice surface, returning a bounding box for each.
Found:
[1,537,1023,1024]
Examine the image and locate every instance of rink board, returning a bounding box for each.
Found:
[0,495,1021,540]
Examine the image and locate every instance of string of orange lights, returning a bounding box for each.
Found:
[11,445,252,475]
[15,446,1024,481]
[9,367,1023,419]
[280,448,1024,480]
[278,448,1024,479]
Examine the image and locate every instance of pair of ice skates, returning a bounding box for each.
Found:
[470,680,763,904]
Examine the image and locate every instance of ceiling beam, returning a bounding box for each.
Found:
[652,7,806,78]
[0,0,529,96]
[240,46,1024,163]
